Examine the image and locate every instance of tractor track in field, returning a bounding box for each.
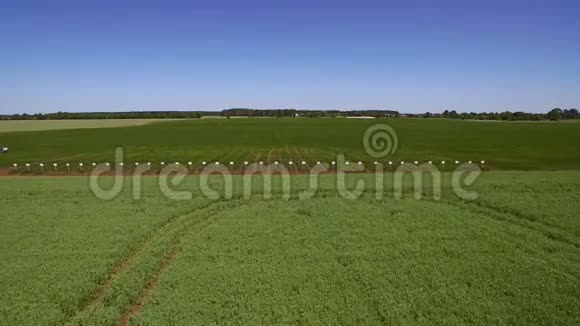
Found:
[64,201,220,325]
[118,244,179,326]
[253,152,262,164]
[266,148,274,164]
[284,145,292,160]
[440,199,580,250]
[118,201,245,325]
[302,148,316,163]
[472,199,570,232]
[442,199,580,281]
[285,145,298,172]
[292,146,307,166]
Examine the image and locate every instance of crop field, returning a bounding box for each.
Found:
[0,172,579,325]
[1,118,579,325]
[1,118,580,170]
[3,0,579,324]
[0,119,173,133]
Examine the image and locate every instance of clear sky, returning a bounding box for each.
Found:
[1,0,579,114]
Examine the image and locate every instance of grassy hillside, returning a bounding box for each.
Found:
[1,118,580,170]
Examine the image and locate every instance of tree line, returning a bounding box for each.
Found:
[0,108,577,121]
[222,108,399,118]
[0,109,400,120]
[407,108,579,121]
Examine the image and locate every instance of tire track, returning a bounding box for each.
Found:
[64,202,216,325]
[293,146,307,169]
[284,145,297,172]
[118,245,178,326]
[436,199,580,282]
[439,199,580,250]
[284,145,292,161]
[472,199,569,232]
[117,201,244,325]
[253,152,262,164]
[266,148,274,164]
[302,148,316,163]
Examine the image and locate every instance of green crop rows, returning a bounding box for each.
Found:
[2,118,580,170]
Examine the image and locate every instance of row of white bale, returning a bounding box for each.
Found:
[13,160,486,169]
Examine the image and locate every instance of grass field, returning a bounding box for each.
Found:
[0,119,177,133]
[0,172,579,324]
[1,118,580,170]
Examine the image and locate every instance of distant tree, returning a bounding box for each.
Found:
[563,108,579,119]
[513,112,526,120]
[498,111,511,120]
[547,108,563,121]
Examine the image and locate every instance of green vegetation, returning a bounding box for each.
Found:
[1,118,579,324]
[2,118,580,170]
[222,108,399,118]
[0,177,212,324]
[0,108,399,120]
[0,172,579,324]
[2,107,578,121]
[415,108,580,121]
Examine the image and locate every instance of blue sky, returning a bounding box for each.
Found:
[1,0,579,114]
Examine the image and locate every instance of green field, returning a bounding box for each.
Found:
[1,118,580,170]
[0,172,579,324]
[0,119,173,133]
[1,119,579,325]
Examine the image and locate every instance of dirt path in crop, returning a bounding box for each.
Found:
[64,203,217,325]
[117,204,237,325]
[118,246,178,326]
[0,168,9,176]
